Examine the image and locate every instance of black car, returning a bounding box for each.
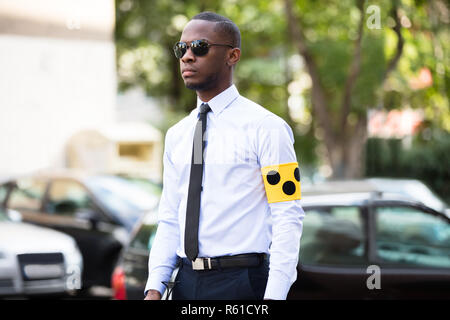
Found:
[289,192,450,299]
[112,212,158,300]
[0,170,160,289]
[112,191,450,299]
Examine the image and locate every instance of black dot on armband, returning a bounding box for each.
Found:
[282,181,296,195]
[294,167,300,181]
[266,170,281,185]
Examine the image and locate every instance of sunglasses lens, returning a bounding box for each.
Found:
[191,40,209,56]
[173,42,187,59]
[173,40,210,59]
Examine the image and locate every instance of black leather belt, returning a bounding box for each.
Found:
[182,253,267,271]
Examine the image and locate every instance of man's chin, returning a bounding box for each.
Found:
[185,79,215,91]
[185,81,205,91]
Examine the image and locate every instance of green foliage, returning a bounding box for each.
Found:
[115,0,449,181]
[365,130,450,204]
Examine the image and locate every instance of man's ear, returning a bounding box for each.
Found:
[227,48,241,67]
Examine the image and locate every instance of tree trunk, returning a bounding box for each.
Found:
[284,0,403,179]
[326,116,367,179]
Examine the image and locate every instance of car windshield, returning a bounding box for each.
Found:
[0,209,8,222]
[116,175,162,196]
[85,175,159,226]
[369,179,448,212]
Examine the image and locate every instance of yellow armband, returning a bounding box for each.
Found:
[261,162,301,203]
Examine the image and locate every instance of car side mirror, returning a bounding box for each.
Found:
[75,209,101,229]
[7,209,23,222]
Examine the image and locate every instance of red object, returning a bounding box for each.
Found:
[410,67,433,90]
[111,266,127,300]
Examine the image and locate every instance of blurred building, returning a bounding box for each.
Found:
[0,0,162,181]
[368,109,423,139]
[116,87,164,125]
[0,0,116,177]
[66,122,162,181]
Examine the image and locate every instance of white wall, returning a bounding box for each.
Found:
[0,0,116,177]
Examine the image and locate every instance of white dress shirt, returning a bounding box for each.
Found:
[145,84,305,300]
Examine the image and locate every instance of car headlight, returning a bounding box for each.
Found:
[63,241,83,291]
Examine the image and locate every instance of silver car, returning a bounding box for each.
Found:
[0,209,83,297]
[302,178,449,216]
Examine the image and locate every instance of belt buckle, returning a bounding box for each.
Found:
[192,258,212,270]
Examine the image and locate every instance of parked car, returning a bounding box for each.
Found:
[0,208,83,297]
[112,211,158,300]
[289,192,450,299]
[112,190,450,300]
[302,178,449,217]
[0,170,160,289]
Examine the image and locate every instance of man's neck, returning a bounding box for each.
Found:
[196,81,233,102]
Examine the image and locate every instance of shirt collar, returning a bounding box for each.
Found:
[196,84,239,117]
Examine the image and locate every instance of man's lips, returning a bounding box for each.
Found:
[182,69,196,77]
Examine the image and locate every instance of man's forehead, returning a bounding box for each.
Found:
[180,20,220,42]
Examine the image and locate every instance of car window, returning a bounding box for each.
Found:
[8,179,46,211]
[299,206,366,266]
[0,184,8,204]
[85,175,158,227]
[375,206,450,269]
[129,223,158,251]
[46,180,94,216]
[0,208,8,221]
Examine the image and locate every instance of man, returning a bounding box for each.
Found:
[144,11,304,300]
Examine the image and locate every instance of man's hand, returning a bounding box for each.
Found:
[144,289,162,300]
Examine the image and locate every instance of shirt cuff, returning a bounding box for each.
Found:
[144,274,167,297]
[263,270,294,300]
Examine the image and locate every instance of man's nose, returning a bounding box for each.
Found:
[181,46,196,63]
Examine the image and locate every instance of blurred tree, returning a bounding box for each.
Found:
[284,0,449,178]
[115,0,449,181]
[284,0,401,178]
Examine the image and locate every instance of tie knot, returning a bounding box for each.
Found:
[199,103,211,114]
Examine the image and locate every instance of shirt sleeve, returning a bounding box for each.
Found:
[144,128,181,297]
[256,114,305,300]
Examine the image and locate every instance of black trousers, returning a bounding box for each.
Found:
[172,258,269,300]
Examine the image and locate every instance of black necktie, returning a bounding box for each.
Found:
[185,103,211,261]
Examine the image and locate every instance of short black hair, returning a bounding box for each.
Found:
[191,11,241,49]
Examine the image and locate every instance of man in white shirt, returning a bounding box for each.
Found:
[144,11,304,300]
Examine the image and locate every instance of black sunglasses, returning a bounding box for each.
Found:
[173,39,234,59]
